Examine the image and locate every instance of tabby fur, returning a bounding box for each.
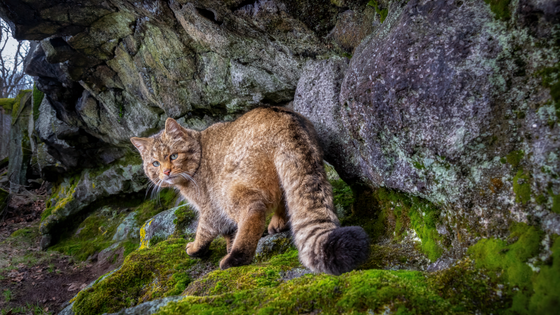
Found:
[130,107,369,275]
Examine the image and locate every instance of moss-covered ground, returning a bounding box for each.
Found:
[72,237,227,315]
[44,165,559,314]
[68,219,559,315]
[49,188,179,262]
[468,222,560,314]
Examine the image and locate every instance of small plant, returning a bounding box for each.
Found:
[3,289,12,302]
[367,0,388,23]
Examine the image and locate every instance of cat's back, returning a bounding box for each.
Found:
[200,106,321,178]
[227,106,317,143]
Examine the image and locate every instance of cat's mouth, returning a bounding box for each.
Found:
[163,174,179,184]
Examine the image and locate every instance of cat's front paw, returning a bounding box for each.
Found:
[219,250,252,270]
[186,241,210,258]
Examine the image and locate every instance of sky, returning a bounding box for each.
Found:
[1,18,33,96]
[2,23,29,66]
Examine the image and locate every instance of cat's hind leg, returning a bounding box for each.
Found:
[268,198,290,235]
[220,187,267,269]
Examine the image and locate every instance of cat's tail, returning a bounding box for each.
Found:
[273,110,369,275]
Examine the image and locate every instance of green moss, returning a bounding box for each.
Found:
[373,188,444,262]
[367,0,388,23]
[122,239,140,257]
[254,238,296,263]
[0,98,15,112]
[331,178,354,217]
[32,83,44,121]
[42,175,81,221]
[412,160,425,170]
[8,227,41,247]
[467,222,554,314]
[513,170,531,204]
[185,248,301,296]
[484,0,511,20]
[10,89,32,121]
[73,238,197,315]
[173,204,196,232]
[149,235,165,247]
[505,150,524,168]
[50,208,122,261]
[427,258,511,313]
[159,269,463,314]
[537,62,560,118]
[529,235,560,314]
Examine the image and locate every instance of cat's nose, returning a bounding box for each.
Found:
[163,169,171,176]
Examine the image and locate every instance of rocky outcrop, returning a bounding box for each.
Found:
[295,0,560,257]
[1,0,376,176]
[40,159,147,248]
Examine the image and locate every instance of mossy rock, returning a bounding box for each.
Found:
[158,268,473,314]
[50,206,126,261]
[468,222,560,314]
[72,237,227,315]
[0,98,15,112]
[342,187,446,262]
[10,89,32,121]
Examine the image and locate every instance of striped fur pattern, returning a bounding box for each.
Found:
[131,107,369,275]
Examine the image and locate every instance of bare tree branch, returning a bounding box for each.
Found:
[0,18,32,98]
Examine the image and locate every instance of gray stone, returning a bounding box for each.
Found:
[326,7,378,54]
[7,91,32,191]
[98,243,121,264]
[104,296,186,315]
[58,303,74,315]
[255,231,292,260]
[279,267,313,281]
[40,234,51,251]
[34,97,73,171]
[294,0,560,254]
[41,37,78,64]
[426,257,456,273]
[139,209,177,247]
[113,211,139,242]
[0,107,11,161]
[293,57,361,182]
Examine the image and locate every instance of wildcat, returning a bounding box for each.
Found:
[130,106,369,275]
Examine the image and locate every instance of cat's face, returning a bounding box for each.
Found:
[131,118,201,188]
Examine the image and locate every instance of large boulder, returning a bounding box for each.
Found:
[296,0,560,253]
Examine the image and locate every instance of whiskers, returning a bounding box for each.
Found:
[179,172,200,196]
[146,178,165,205]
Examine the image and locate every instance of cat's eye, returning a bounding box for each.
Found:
[170,153,178,160]
[152,161,160,167]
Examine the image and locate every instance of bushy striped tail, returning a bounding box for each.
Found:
[274,112,369,275]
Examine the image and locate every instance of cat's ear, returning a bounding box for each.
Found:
[130,137,151,156]
[165,118,186,138]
